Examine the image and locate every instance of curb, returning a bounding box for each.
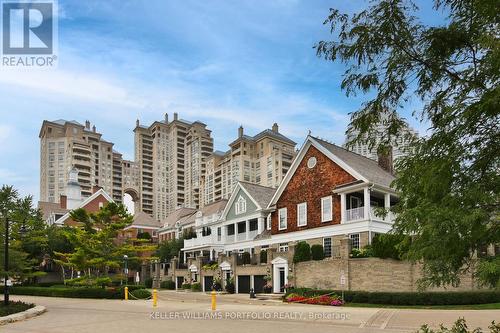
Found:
[0,305,47,326]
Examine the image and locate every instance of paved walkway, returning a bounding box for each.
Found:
[1,292,498,333]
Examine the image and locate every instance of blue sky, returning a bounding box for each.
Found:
[0,0,435,201]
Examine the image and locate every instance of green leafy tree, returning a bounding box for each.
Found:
[317,0,499,288]
[156,238,184,262]
[0,185,46,281]
[293,241,311,263]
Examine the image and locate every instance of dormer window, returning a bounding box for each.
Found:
[235,195,247,215]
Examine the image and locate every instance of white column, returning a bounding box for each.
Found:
[245,220,250,240]
[221,225,226,243]
[384,193,391,221]
[257,217,264,234]
[183,251,187,263]
[363,187,370,220]
[340,193,346,223]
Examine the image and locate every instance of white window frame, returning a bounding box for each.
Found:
[266,213,271,231]
[278,242,289,252]
[235,196,246,215]
[278,208,287,230]
[297,202,307,227]
[323,237,332,258]
[349,233,360,250]
[321,196,333,222]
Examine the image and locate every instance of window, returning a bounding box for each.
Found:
[307,156,317,169]
[297,202,307,226]
[278,243,289,252]
[235,196,246,215]
[349,233,360,250]
[323,237,332,257]
[321,196,333,222]
[278,208,287,230]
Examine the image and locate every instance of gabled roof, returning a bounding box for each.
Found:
[229,128,296,146]
[200,199,227,216]
[160,207,197,228]
[126,211,162,229]
[54,189,114,225]
[38,201,69,221]
[239,182,276,209]
[268,135,395,207]
[221,181,275,220]
[312,136,395,188]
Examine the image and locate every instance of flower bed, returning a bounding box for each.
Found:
[285,293,344,306]
[0,301,34,317]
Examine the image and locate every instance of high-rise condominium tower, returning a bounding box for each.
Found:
[39,119,124,204]
[134,113,213,220]
[200,123,296,206]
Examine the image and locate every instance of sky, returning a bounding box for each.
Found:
[0,0,437,201]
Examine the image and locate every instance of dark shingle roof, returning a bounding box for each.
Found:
[312,136,395,188]
[239,182,276,209]
[132,211,162,228]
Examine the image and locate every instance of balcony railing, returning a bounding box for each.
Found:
[345,207,364,221]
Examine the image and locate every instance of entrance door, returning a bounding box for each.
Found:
[237,275,250,293]
[204,276,214,292]
[176,276,184,289]
[253,275,265,293]
[279,268,285,292]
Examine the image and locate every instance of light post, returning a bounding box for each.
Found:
[123,255,129,285]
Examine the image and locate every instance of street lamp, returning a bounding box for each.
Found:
[4,219,26,306]
[123,255,129,285]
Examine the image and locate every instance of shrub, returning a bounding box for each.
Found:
[293,241,311,263]
[191,282,202,292]
[137,232,152,240]
[350,247,373,258]
[0,286,121,299]
[144,277,153,288]
[160,280,176,290]
[417,318,500,333]
[0,301,34,316]
[129,289,152,299]
[285,288,500,306]
[182,282,191,290]
[311,245,325,260]
[260,250,268,263]
[371,233,411,260]
[476,255,500,289]
[225,278,235,294]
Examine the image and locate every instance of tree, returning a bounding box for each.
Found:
[156,238,184,263]
[0,185,46,281]
[293,241,311,263]
[316,0,499,288]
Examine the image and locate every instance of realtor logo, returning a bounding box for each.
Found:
[1,0,57,67]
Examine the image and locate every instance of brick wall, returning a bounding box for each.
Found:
[294,258,480,292]
[272,145,355,234]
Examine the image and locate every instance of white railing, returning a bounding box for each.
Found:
[183,234,221,249]
[236,233,246,242]
[345,207,365,221]
[248,230,258,240]
[226,235,235,243]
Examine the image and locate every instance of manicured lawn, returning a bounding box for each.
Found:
[0,301,34,317]
[344,302,500,310]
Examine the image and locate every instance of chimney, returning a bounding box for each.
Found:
[92,125,96,133]
[272,123,279,133]
[92,185,102,194]
[164,113,168,123]
[238,126,244,138]
[85,120,90,129]
[136,119,140,127]
[377,146,394,174]
[173,113,178,121]
[60,195,67,209]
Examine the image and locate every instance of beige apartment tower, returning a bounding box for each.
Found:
[134,113,213,221]
[200,123,296,206]
[39,120,124,204]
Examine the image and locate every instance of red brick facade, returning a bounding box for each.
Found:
[64,194,111,227]
[271,145,356,234]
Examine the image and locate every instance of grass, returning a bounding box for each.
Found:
[344,302,500,310]
[0,301,34,317]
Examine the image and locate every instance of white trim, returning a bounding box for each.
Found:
[297,202,307,227]
[220,261,231,271]
[321,196,333,222]
[278,208,287,230]
[188,264,198,272]
[235,195,247,215]
[271,256,288,265]
[267,136,368,208]
[123,225,160,231]
[55,189,114,225]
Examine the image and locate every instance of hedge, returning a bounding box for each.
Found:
[285,288,500,305]
[311,244,325,260]
[293,241,311,263]
[160,280,176,290]
[0,286,148,300]
[191,282,202,292]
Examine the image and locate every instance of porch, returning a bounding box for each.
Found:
[338,186,397,223]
